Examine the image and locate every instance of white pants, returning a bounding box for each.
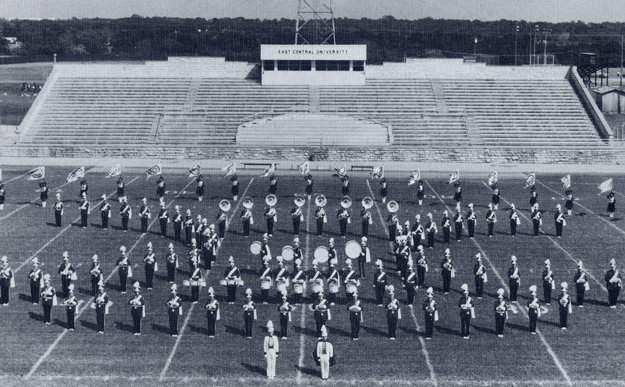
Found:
[320,354,330,379]
[266,351,277,378]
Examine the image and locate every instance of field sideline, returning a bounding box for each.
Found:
[0,166,624,386]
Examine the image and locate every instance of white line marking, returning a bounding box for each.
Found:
[367,179,437,386]
[158,178,255,381]
[296,197,312,384]
[25,178,196,380]
[0,180,73,222]
[13,177,140,275]
[424,180,572,386]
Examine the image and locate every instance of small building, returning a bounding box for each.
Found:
[593,86,625,114]
[3,37,22,51]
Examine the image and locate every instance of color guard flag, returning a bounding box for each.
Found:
[333,165,347,178]
[488,171,498,187]
[371,166,384,179]
[223,162,236,177]
[65,166,85,183]
[186,164,201,178]
[146,164,162,179]
[448,170,460,185]
[408,170,421,186]
[260,163,276,177]
[26,166,45,180]
[297,161,309,175]
[561,174,571,190]
[524,173,536,188]
[598,178,613,194]
[105,164,121,179]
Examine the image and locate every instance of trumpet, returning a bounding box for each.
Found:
[219,199,231,212]
[266,194,277,207]
[315,195,327,208]
[387,200,399,213]
[362,197,374,209]
[242,197,254,209]
[340,196,352,209]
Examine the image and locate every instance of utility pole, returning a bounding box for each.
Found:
[533,25,540,66]
[529,27,532,65]
[621,35,623,86]
[515,25,519,66]
[543,29,551,65]
[474,37,478,55]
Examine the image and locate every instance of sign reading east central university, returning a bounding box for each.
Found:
[261,45,366,61]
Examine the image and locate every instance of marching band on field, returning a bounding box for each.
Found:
[0,166,624,381]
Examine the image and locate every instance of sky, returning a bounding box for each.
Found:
[0,0,622,23]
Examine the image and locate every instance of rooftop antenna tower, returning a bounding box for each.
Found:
[295,0,336,45]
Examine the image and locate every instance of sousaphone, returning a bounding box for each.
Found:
[362,197,374,209]
[219,199,231,212]
[340,196,352,209]
[265,194,277,207]
[242,197,254,209]
[294,195,306,208]
[315,195,327,207]
[387,200,399,213]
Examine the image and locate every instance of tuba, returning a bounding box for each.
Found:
[315,195,327,208]
[340,196,352,209]
[361,197,374,209]
[294,195,306,208]
[219,199,231,212]
[387,200,399,213]
[242,197,254,209]
[265,194,277,207]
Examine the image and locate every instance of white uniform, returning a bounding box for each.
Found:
[316,340,333,380]
[264,335,279,379]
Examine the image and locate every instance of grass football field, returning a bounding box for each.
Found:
[0,165,624,386]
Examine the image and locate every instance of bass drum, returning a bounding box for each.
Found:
[345,240,361,259]
[314,246,329,263]
[281,246,294,261]
[249,241,262,255]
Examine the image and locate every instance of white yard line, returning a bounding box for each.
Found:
[295,196,312,384]
[158,177,255,381]
[424,180,572,387]
[0,180,74,222]
[24,178,196,380]
[367,179,438,386]
[14,177,140,275]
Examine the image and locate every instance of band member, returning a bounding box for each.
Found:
[120,197,131,232]
[486,203,496,237]
[508,256,520,302]
[53,193,63,227]
[412,214,424,249]
[79,193,89,228]
[542,259,555,305]
[139,197,150,234]
[260,233,272,264]
[278,292,294,339]
[216,208,229,241]
[292,238,303,272]
[558,282,572,329]
[361,206,372,238]
[258,258,273,304]
[453,207,463,242]
[473,254,487,299]
[605,258,622,308]
[57,252,76,297]
[242,288,257,338]
[386,287,400,340]
[358,238,371,279]
[343,259,359,303]
[425,213,437,249]
[380,178,388,203]
[231,174,239,201]
[423,287,437,339]
[195,216,205,246]
[441,249,453,294]
[167,284,182,336]
[466,203,476,238]
[241,205,253,237]
[574,260,588,307]
[494,288,507,337]
[313,292,330,337]
[183,209,194,246]
[387,211,399,242]
[173,205,182,241]
[39,181,49,207]
[458,283,474,339]
[196,175,205,202]
[166,243,178,283]
[565,189,574,215]
[275,257,290,301]
[264,320,279,379]
[401,220,413,250]
[554,204,565,238]
[100,194,111,229]
[79,179,88,199]
[531,204,541,237]
[441,210,451,243]
[405,264,417,306]
[309,260,324,299]
[327,239,337,271]
[417,180,425,206]
[117,246,131,293]
[129,282,145,335]
[305,174,313,200]
[337,205,350,238]
[509,203,519,237]
[491,186,500,210]
[607,191,616,218]
[341,175,350,196]
[527,285,540,334]
[94,280,109,333]
[348,292,363,340]
[116,176,125,203]
[143,242,157,290]
[373,260,387,306]
[0,256,14,305]
[89,254,104,297]
[327,259,340,305]
[156,176,166,204]
[62,284,77,331]
[529,186,538,210]
[453,181,462,204]
[315,204,326,237]
[203,225,218,271]
[268,175,278,195]
[158,203,169,237]
[416,246,428,289]
[40,274,57,325]
[188,260,202,303]
[314,326,335,380]
[265,202,277,237]
[205,287,220,337]
[292,259,306,305]
[29,258,43,304]
[224,257,242,304]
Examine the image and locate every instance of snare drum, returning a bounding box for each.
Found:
[182,280,191,287]
[293,282,304,294]
[261,279,272,290]
[345,240,361,259]
[346,282,357,294]
[312,280,323,294]
[329,281,339,293]
[198,280,207,287]
[277,282,287,294]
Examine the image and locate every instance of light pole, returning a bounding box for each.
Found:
[474,37,478,55]
[620,35,623,86]
[533,25,540,66]
[515,25,519,66]
[543,28,551,65]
